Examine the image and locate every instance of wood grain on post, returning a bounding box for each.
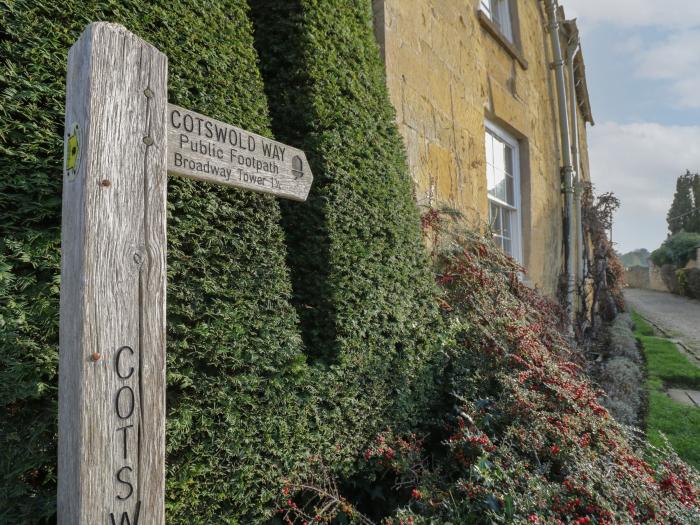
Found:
[59,22,167,525]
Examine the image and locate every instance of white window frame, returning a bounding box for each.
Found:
[485,120,522,264]
[480,0,514,42]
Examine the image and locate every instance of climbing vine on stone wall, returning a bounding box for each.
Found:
[580,183,624,337]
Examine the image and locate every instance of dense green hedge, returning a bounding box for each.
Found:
[0,1,312,522]
[650,232,700,268]
[250,0,444,441]
[1,0,444,522]
[677,267,700,300]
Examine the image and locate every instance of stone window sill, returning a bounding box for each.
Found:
[477,9,529,70]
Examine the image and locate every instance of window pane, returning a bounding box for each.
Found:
[485,132,495,195]
[485,122,519,262]
[485,132,494,166]
[491,173,507,202]
[492,0,501,25]
[506,174,514,205]
[503,237,512,255]
[493,138,505,174]
[504,144,513,175]
[487,136,509,203]
[502,208,511,237]
[496,0,513,41]
[486,162,496,197]
[481,0,492,17]
[490,201,501,232]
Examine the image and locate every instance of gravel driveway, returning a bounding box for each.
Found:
[624,288,700,358]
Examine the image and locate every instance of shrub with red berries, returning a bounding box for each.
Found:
[273,215,700,524]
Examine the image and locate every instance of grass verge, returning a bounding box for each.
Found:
[632,311,700,470]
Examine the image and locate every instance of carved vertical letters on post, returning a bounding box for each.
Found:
[58,23,167,525]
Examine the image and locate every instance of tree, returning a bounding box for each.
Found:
[650,232,700,268]
[619,248,650,268]
[689,172,700,233]
[667,170,696,234]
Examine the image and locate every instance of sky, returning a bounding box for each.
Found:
[564,0,700,254]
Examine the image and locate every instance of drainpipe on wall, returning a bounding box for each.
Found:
[565,25,586,313]
[543,0,576,333]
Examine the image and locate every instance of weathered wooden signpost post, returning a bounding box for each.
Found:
[58,22,312,525]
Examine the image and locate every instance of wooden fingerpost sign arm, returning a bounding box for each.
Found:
[59,23,167,525]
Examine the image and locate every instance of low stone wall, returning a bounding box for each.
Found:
[624,264,670,293]
[625,266,650,289]
[650,263,671,292]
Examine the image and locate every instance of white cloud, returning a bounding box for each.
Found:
[637,31,700,79]
[588,122,700,252]
[615,35,644,54]
[563,0,700,29]
[563,2,700,108]
[633,30,700,108]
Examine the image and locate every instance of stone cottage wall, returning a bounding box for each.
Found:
[372,0,592,298]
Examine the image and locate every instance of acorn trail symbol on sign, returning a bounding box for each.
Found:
[58,22,313,525]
